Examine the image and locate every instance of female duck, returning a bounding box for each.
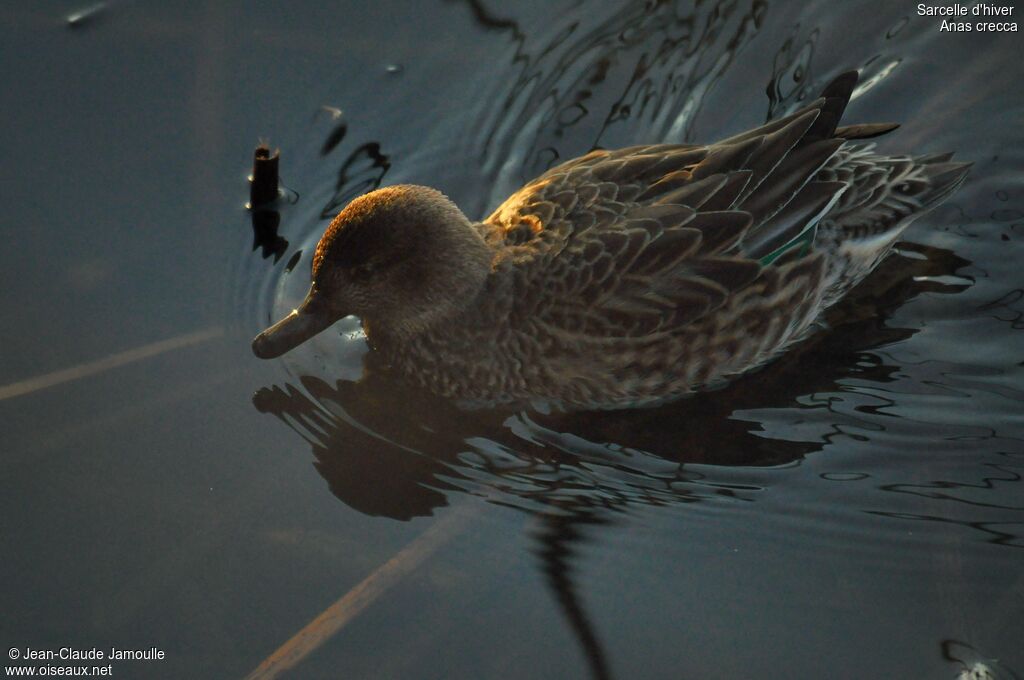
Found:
[253,71,969,410]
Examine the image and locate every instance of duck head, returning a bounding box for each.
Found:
[252,184,492,359]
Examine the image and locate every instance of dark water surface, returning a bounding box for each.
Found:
[3,1,1022,678]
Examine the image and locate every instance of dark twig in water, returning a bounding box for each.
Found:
[250,143,281,207]
[249,143,288,262]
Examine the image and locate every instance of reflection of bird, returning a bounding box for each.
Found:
[253,71,970,410]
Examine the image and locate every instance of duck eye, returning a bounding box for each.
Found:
[896,182,912,194]
[351,262,375,279]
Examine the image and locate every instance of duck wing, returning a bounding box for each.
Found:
[483,71,890,339]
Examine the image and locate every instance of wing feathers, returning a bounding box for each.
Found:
[742,181,847,261]
[629,227,704,275]
[481,70,884,341]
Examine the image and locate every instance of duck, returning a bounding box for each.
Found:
[253,71,970,410]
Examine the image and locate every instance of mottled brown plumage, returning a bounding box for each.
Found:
[253,71,970,410]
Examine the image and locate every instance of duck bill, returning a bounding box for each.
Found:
[251,286,344,359]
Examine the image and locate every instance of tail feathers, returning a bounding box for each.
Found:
[814,73,901,141]
[724,71,968,264]
[827,152,971,241]
[806,70,859,141]
[917,159,972,208]
[816,154,971,309]
[835,122,900,140]
[914,151,954,164]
